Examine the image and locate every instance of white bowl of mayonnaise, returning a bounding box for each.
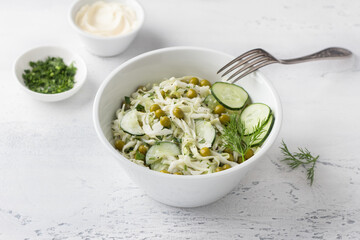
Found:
[69,0,144,57]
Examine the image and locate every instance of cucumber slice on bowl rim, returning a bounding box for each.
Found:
[120,109,145,136]
[211,82,249,110]
[195,120,216,149]
[240,103,271,135]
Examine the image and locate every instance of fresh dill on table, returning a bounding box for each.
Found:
[22,56,77,94]
[280,140,319,185]
[221,114,266,163]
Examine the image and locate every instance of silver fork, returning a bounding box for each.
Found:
[217,47,352,83]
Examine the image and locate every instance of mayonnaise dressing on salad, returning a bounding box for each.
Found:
[75,1,138,37]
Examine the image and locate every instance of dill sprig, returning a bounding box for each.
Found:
[280,140,319,185]
[222,114,246,161]
[222,114,266,162]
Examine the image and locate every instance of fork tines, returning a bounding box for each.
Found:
[217,48,277,82]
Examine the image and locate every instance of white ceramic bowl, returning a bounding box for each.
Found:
[14,46,87,102]
[68,0,145,57]
[93,47,282,207]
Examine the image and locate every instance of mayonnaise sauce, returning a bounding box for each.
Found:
[75,1,138,37]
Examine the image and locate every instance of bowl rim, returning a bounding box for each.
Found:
[93,46,282,179]
[68,0,145,40]
[13,45,87,101]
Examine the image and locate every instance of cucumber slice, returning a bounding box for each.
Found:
[251,114,274,146]
[240,103,271,135]
[203,94,219,111]
[211,82,249,110]
[195,120,216,149]
[146,142,181,165]
[120,110,145,136]
[150,161,169,172]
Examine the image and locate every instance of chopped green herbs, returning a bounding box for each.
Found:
[148,92,155,100]
[172,137,181,144]
[22,57,77,94]
[125,96,131,105]
[136,104,145,112]
[280,140,319,186]
[135,151,145,160]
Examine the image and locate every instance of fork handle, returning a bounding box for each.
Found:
[280,47,352,64]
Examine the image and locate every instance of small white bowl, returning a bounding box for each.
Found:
[14,46,87,102]
[93,46,283,207]
[68,0,145,57]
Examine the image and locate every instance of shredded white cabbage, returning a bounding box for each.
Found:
[112,76,257,175]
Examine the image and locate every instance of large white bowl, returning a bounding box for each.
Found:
[93,46,282,207]
[68,0,145,57]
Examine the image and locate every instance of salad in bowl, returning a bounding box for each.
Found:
[112,76,274,175]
